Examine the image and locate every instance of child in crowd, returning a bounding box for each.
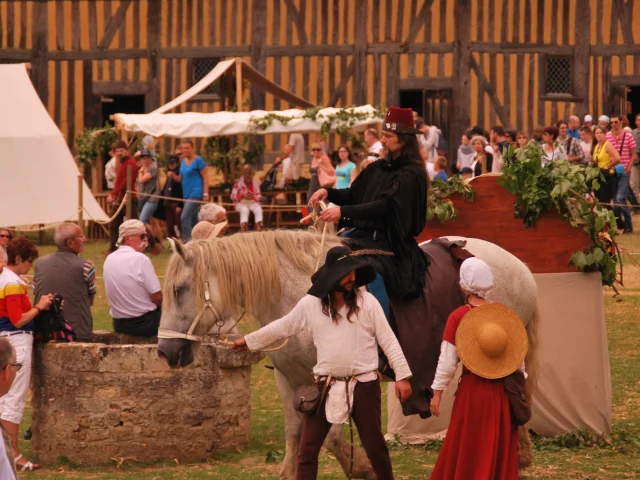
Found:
[433,156,449,182]
[460,167,473,180]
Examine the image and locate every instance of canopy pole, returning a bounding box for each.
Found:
[77,174,84,231]
[235,60,243,112]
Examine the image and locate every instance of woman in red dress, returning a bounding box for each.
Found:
[429,258,527,480]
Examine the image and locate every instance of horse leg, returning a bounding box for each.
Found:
[274,369,304,480]
[323,425,376,480]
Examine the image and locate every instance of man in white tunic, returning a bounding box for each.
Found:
[233,246,412,480]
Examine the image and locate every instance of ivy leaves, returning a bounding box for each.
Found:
[74,123,118,167]
[499,141,619,286]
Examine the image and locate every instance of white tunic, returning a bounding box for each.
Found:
[246,291,412,381]
[246,291,412,424]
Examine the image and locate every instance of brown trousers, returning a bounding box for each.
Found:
[296,379,394,480]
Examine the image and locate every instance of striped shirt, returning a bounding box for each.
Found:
[606,131,637,168]
[0,268,33,332]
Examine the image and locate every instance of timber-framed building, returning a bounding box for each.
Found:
[2,0,640,152]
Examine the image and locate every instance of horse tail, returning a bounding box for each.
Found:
[525,304,540,403]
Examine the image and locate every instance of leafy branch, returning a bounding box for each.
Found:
[499,141,619,286]
[74,123,118,167]
[427,176,475,223]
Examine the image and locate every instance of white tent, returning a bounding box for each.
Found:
[113,105,383,138]
[0,64,108,227]
[112,57,382,139]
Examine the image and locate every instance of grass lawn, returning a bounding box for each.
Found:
[16,234,640,479]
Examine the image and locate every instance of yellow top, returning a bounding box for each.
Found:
[593,141,613,173]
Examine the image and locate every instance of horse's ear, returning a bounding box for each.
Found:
[168,237,188,261]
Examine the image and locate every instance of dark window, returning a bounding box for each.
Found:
[545,57,572,95]
[192,58,220,96]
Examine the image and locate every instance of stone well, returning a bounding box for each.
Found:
[31,331,263,465]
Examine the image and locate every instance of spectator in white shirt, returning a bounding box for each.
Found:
[104,220,162,337]
[362,128,383,168]
[104,145,117,190]
[0,339,18,479]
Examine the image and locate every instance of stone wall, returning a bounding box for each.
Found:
[31,331,263,465]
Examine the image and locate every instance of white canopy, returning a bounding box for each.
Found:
[0,64,108,227]
[113,105,383,138]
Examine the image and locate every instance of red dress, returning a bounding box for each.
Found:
[430,305,519,480]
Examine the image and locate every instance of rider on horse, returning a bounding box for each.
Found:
[309,107,428,302]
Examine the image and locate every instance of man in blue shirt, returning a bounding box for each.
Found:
[567,115,581,140]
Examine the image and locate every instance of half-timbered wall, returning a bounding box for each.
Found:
[2,0,640,154]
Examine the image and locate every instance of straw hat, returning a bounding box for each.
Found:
[456,304,528,380]
[191,220,227,242]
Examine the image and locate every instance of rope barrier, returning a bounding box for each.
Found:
[129,190,308,209]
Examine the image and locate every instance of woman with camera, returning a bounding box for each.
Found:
[0,237,52,471]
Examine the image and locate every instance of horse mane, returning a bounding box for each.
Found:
[164,229,341,316]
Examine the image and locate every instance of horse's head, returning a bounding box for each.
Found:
[157,238,240,368]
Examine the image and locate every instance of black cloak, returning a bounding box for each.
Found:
[326,154,428,301]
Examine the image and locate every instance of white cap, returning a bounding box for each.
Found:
[584,114,593,123]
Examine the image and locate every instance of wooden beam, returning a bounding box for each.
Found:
[353,0,367,106]
[573,0,590,118]
[161,45,251,58]
[93,81,150,96]
[327,58,356,107]
[83,61,101,127]
[0,48,31,61]
[30,1,48,107]
[49,48,147,61]
[472,42,574,55]
[611,75,640,86]
[387,54,400,106]
[146,0,162,112]
[368,42,454,55]
[452,0,471,149]
[613,0,634,44]
[399,77,453,90]
[591,44,640,56]
[283,0,308,45]
[402,0,434,46]
[469,56,510,127]
[250,0,267,111]
[98,0,132,49]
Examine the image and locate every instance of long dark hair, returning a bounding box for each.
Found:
[321,288,361,323]
[387,132,425,169]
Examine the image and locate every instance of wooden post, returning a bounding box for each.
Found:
[573,1,591,118]
[38,225,45,245]
[451,0,471,161]
[77,175,84,231]
[126,165,133,219]
[235,60,243,112]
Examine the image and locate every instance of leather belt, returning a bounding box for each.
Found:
[0,331,32,337]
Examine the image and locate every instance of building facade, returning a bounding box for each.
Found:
[2,0,640,152]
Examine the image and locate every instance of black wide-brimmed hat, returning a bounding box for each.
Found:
[308,246,379,298]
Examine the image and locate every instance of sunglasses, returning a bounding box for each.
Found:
[4,363,22,372]
[0,234,10,238]
[311,148,321,151]
[139,234,148,240]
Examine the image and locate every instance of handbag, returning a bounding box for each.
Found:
[503,370,531,427]
[293,376,332,416]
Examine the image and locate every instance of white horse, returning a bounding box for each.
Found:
[157,230,538,479]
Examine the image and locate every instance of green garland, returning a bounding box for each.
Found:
[74,123,117,167]
[499,141,619,286]
[247,104,386,151]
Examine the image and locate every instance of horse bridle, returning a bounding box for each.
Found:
[157,280,246,343]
